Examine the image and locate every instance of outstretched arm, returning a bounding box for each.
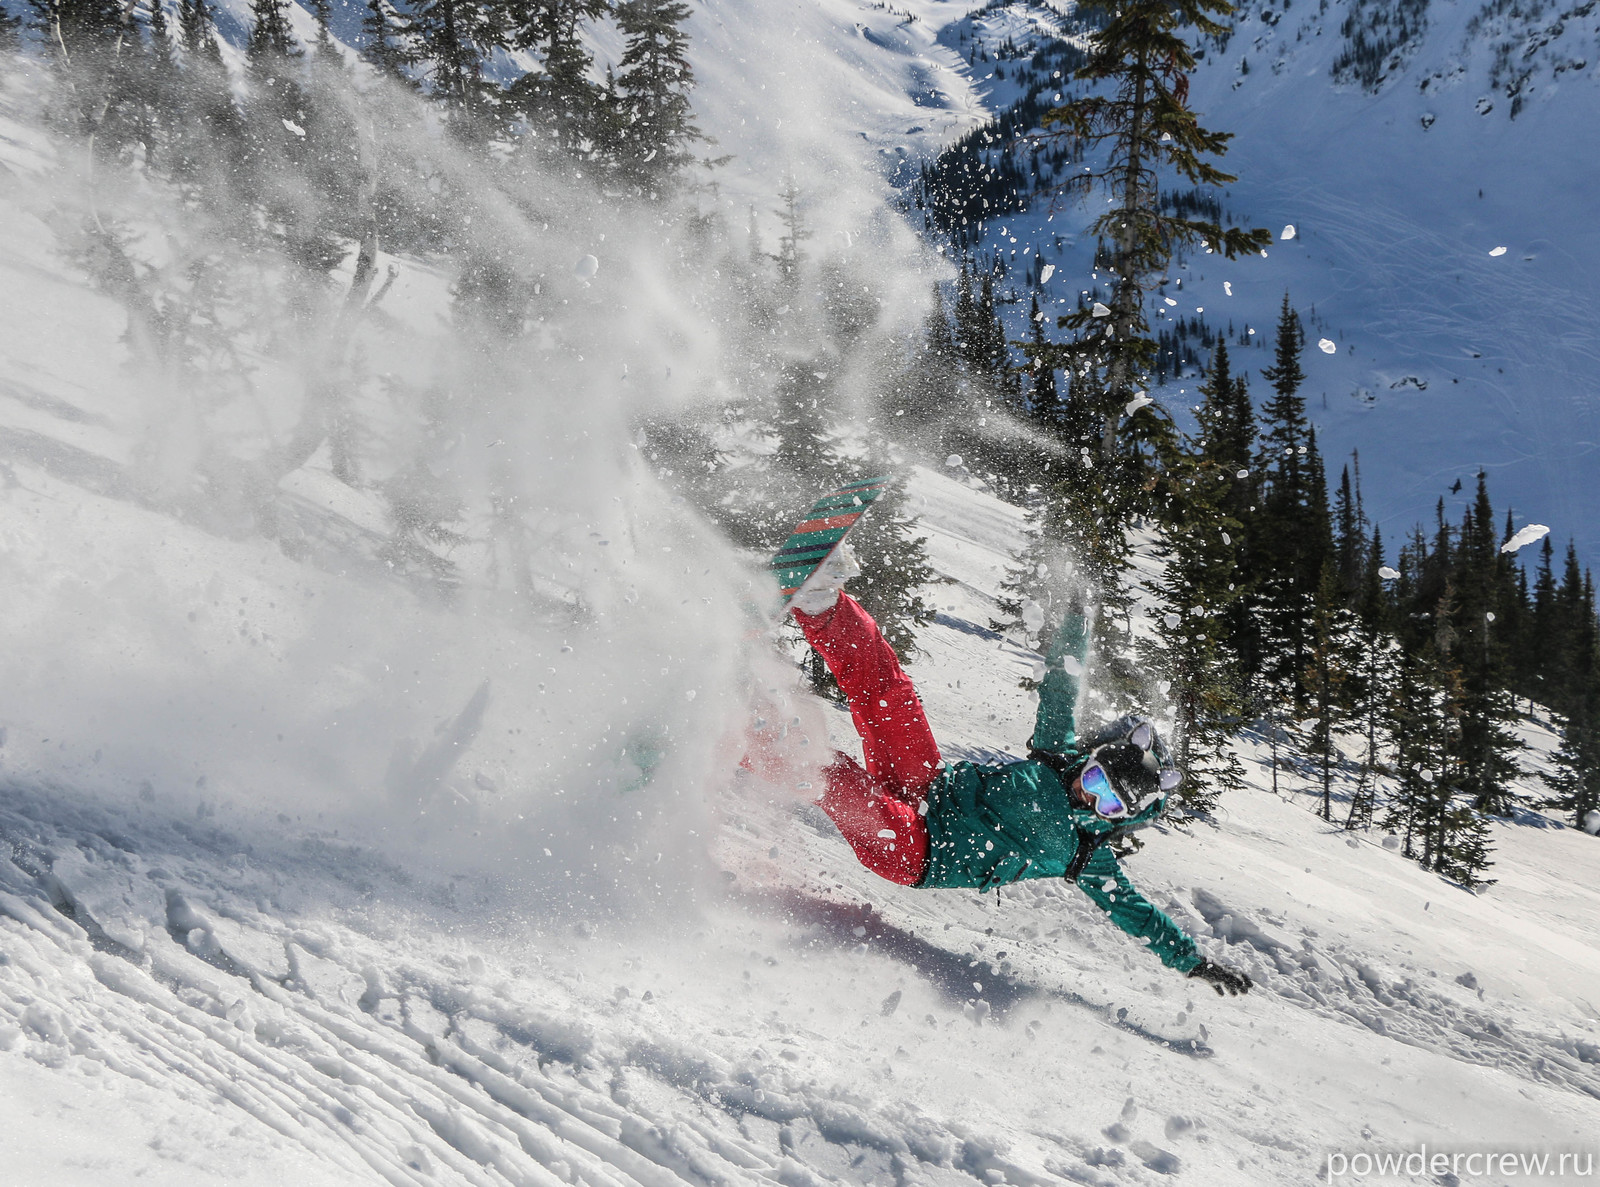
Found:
[1074,845,1201,973]
[1032,612,1090,753]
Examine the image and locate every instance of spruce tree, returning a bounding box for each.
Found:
[1547,572,1600,830]
[1025,0,1269,552]
[612,0,701,193]
[1,5,23,49]
[31,0,140,145]
[771,175,810,295]
[360,0,418,84]
[407,0,504,134]
[1253,294,1329,712]
[1453,474,1523,816]
[506,0,609,156]
[1344,525,1399,830]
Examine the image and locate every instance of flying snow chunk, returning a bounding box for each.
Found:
[1030,661,1047,682]
[1022,600,1046,634]
[1585,810,1600,835]
[1092,302,1112,317]
[282,119,306,137]
[1040,264,1056,283]
[1501,523,1550,554]
[1489,246,1508,257]
[575,254,600,280]
[1236,468,1249,479]
[945,453,964,469]
[1281,224,1296,240]
[1163,613,1181,629]
[877,829,897,839]
[1318,338,1337,354]
[1164,297,1178,307]
[1125,392,1152,416]
[1062,655,1084,677]
[1378,566,1401,580]
[1224,282,1233,296]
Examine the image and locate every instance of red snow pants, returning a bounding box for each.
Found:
[792,593,941,885]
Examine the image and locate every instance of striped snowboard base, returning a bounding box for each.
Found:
[768,476,890,609]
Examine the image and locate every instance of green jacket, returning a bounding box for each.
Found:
[916,613,1201,973]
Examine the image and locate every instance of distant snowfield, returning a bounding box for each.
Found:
[4,0,1600,1182]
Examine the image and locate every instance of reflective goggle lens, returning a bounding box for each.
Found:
[1080,763,1128,819]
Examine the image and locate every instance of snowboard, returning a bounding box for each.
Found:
[767,475,891,612]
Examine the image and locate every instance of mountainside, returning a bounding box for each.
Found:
[3,0,1600,1183]
[941,0,1600,555]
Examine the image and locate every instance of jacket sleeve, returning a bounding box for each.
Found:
[1074,845,1202,972]
[1032,613,1090,753]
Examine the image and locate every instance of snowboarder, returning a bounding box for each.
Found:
[773,547,1252,996]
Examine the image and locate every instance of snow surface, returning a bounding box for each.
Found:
[3,0,1600,1182]
[3,458,1600,1185]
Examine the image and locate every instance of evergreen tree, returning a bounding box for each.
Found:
[31,0,142,145]
[771,175,810,295]
[1344,525,1400,830]
[846,470,936,668]
[407,0,504,133]
[1303,559,1360,820]
[1384,584,1496,886]
[1,5,23,49]
[1144,435,1248,812]
[1024,288,1061,426]
[1253,294,1329,711]
[360,0,418,84]
[506,0,609,155]
[1025,0,1270,585]
[1453,473,1523,816]
[611,0,701,193]
[309,0,340,63]
[1546,569,1600,830]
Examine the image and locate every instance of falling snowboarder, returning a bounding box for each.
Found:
[758,546,1252,996]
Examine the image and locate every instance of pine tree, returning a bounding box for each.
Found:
[360,0,418,84]
[1344,525,1399,831]
[1026,0,1270,549]
[846,471,936,667]
[1145,450,1248,811]
[1303,559,1361,820]
[1253,294,1329,712]
[771,175,810,295]
[1453,473,1523,816]
[611,0,701,193]
[1547,573,1600,830]
[31,0,141,144]
[1,4,24,49]
[1384,583,1497,886]
[506,0,609,155]
[407,0,504,134]
[1024,289,1062,427]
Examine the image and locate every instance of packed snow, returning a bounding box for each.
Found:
[2,0,1599,1182]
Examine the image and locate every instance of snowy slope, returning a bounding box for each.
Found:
[4,464,1600,1187]
[3,2,1600,1183]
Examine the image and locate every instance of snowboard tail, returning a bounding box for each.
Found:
[768,476,890,606]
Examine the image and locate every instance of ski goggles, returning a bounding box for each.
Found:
[1127,720,1184,792]
[1079,762,1130,820]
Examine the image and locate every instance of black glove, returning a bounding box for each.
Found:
[1187,958,1253,996]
